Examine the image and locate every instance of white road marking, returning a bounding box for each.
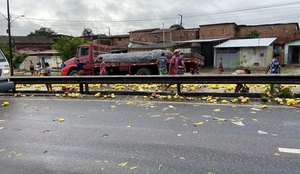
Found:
[278,148,300,154]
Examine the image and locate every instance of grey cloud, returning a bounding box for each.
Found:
[0,0,299,36]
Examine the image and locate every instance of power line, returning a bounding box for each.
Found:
[20,1,300,24]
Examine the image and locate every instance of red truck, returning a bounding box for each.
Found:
[61,44,202,76]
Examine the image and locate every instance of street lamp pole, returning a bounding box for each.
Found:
[7,0,14,76]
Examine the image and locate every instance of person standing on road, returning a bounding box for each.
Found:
[29,60,35,75]
[177,52,186,75]
[169,50,179,75]
[99,57,107,75]
[43,62,52,91]
[61,61,66,69]
[219,58,224,74]
[266,53,281,95]
[233,69,251,93]
[76,59,85,75]
[157,52,168,76]
[165,50,180,91]
[266,53,281,74]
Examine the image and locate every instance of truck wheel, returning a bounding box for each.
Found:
[68,70,77,76]
[136,68,151,75]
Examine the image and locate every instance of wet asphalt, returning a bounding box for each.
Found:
[0,96,299,174]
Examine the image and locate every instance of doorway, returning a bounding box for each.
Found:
[291,46,300,64]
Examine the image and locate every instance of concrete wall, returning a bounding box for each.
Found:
[214,47,273,68]
[240,47,273,67]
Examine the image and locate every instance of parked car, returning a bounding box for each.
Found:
[0,49,14,92]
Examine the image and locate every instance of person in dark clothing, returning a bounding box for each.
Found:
[233,69,251,93]
[177,52,186,75]
[76,59,85,75]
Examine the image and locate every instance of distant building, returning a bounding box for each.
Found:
[214,38,276,68]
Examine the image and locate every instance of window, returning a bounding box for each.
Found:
[78,47,89,57]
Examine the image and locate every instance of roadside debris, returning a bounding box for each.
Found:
[258,130,268,135]
[54,118,65,122]
[212,117,227,122]
[231,121,245,127]
[1,102,9,107]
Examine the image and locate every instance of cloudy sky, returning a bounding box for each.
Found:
[0,0,300,36]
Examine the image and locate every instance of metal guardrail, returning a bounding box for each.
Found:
[9,74,300,95]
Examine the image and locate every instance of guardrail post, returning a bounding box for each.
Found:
[79,83,84,94]
[85,84,89,94]
[177,83,181,95]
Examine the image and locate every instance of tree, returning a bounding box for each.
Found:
[28,27,57,37]
[170,24,185,30]
[247,30,260,38]
[52,36,88,62]
[0,44,28,69]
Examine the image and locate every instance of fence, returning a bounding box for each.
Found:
[9,75,300,96]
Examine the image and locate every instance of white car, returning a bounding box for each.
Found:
[0,49,14,92]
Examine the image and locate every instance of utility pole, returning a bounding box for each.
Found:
[7,0,13,76]
[163,22,165,47]
[107,27,111,36]
[178,14,183,26]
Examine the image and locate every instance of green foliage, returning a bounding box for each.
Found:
[28,27,57,37]
[260,96,269,103]
[0,44,10,58]
[232,57,248,70]
[170,24,185,30]
[0,44,27,69]
[52,36,88,61]
[13,53,28,69]
[264,84,293,98]
[246,30,260,38]
[278,86,294,98]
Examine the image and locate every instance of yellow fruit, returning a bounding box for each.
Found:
[241,98,249,103]
[94,92,101,98]
[55,94,61,97]
[231,98,238,103]
[56,118,65,122]
[2,102,9,106]
[111,94,116,99]
[221,100,228,104]
[260,105,268,109]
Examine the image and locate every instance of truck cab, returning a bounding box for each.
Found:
[0,49,14,92]
[61,44,111,76]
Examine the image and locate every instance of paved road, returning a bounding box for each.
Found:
[0,96,299,174]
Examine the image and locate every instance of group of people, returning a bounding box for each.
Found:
[29,60,52,91]
[218,53,282,93]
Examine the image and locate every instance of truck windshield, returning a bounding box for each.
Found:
[77,47,89,57]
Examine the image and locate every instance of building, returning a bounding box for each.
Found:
[214,38,276,68]
[19,50,60,71]
[108,34,130,53]
[284,39,300,64]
